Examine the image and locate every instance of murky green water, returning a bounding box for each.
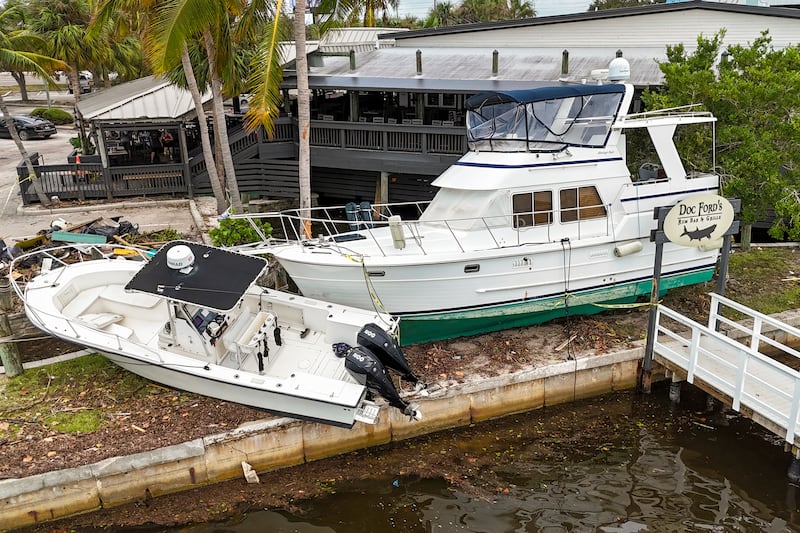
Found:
[176,384,799,532]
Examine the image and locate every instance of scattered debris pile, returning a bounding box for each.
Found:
[1,216,183,278]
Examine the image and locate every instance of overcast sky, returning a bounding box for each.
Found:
[396,0,592,20]
[395,0,800,21]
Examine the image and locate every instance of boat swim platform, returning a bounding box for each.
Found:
[654,293,800,449]
[4,305,800,530]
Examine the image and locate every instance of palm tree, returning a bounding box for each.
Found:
[92,0,231,214]
[29,0,101,153]
[294,0,312,234]
[332,0,398,26]
[508,0,535,19]
[149,0,244,213]
[0,18,66,206]
[0,3,36,102]
[28,0,94,102]
[424,1,455,27]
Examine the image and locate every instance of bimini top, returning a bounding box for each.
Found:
[464,83,628,152]
[125,241,267,311]
[465,83,626,111]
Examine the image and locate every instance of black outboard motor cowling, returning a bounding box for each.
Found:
[344,345,421,420]
[357,323,419,383]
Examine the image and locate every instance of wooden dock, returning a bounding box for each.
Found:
[654,293,800,447]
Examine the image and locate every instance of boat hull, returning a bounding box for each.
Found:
[274,239,717,345]
[396,265,714,345]
[99,350,362,428]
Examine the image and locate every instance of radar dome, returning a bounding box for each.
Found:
[608,57,630,82]
[167,245,195,272]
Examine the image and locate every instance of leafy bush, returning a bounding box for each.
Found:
[209,215,272,247]
[30,107,74,125]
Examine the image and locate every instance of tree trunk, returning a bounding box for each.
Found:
[203,30,243,213]
[181,46,228,214]
[10,72,28,102]
[740,223,751,251]
[294,0,312,236]
[70,66,90,155]
[0,93,51,206]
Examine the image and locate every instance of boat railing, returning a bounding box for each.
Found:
[623,104,713,121]
[9,244,165,362]
[234,200,614,257]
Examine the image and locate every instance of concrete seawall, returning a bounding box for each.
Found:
[3,307,799,531]
[0,346,646,530]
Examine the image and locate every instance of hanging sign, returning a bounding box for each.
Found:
[663,193,734,247]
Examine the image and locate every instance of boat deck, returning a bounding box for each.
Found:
[218,316,354,383]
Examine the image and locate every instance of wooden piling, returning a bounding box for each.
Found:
[0,276,23,377]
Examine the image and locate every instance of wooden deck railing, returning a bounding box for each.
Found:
[19,118,467,205]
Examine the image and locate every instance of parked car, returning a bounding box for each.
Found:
[0,115,58,140]
[67,74,92,94]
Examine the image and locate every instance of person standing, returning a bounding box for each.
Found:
[160,129,175,160]
[149,130,162,164]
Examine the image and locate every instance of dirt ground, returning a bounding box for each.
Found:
[3,245,794,531]
[0,307,649,481]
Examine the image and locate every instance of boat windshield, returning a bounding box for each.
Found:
[466,88,624,152]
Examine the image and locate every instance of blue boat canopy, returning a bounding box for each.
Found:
[465,84,626,110]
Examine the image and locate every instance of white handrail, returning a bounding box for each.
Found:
[655,299,800,444]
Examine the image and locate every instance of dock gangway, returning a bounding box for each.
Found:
[654,293,800,447]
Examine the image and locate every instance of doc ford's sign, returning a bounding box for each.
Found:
[663,193,734,247]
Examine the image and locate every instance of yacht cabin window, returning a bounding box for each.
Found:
[512,191,552,229]
[559,186,607,223]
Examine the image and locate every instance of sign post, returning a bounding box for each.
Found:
[639,194,739,393]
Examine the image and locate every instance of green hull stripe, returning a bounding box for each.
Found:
[398,268,714,346]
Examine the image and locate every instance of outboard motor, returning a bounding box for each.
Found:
[357,323,419,383]
[340,344,422,421]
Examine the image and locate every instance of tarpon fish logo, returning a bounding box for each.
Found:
[681,224,716,241]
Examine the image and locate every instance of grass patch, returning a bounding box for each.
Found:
[0,354,153,440]
[726,247,800,315]
[44,410,104,433]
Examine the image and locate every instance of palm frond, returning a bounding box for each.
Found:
[244,0,286,137]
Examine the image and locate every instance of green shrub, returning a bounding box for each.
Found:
[30,107,74,125]
[209,214,272,247]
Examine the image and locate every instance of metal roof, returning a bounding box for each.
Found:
[76,75,212,122]
[298,47,665,90]
[318,27,408,52]
[383,0,800,41]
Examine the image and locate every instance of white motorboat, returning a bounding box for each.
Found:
[235,80,721,345]
[12,241,421,428]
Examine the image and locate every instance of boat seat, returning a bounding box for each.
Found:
[78,312,123,329]
[99,285,161,308]
[60,286,104,317]
[105,323,134,340]
[235,311,277,356]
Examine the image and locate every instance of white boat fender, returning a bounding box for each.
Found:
[389,215,406,250]
[614,241,643,257]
